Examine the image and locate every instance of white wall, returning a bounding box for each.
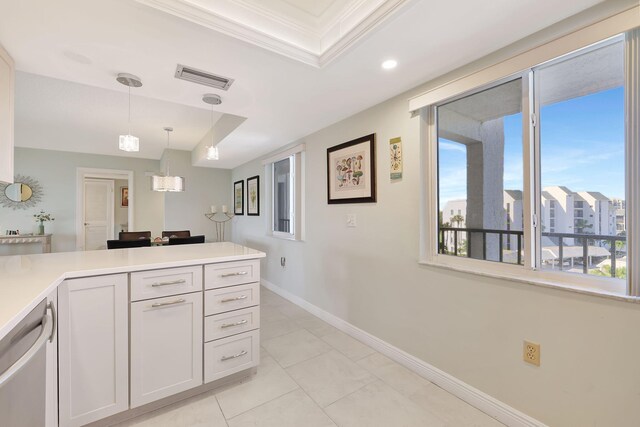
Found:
[230,4,640,424]
[161,149,232,242]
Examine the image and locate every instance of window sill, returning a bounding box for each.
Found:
[419,256,640,304]
[268,232,303,242]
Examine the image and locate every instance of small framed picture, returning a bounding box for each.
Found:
[246,175,260,216]
[327,133,376,204]
[121,187,129,207]
[234,180,244,215]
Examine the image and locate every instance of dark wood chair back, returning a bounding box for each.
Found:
[107,239,151,249]
[168,235,205,245]
[119,231,151,241]
[162,230,191,238]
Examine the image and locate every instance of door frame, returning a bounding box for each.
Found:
[76,168,134,250]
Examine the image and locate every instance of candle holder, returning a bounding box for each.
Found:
[205,212,234,242]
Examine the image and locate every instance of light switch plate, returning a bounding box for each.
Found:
[347,214,357,227]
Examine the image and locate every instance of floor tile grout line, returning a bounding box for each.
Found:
[295,386,340,427]
[214,394,231,426]
[222,386,302,423]
[353,357,502,426]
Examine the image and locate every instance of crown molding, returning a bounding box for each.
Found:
[135,0,414,68]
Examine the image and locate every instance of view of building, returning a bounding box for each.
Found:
[440,186,624,264]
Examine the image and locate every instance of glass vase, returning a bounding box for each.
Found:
[38,222,45,235]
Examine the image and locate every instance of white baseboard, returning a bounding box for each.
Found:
[261,279,547,427]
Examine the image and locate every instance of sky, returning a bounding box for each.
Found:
[438,86,625,207]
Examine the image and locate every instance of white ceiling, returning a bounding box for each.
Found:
[138,0,411,66]
[0,0,605,169]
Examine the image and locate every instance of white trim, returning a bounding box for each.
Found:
[261,143,305,165]
[626,28,640,295]
[76,168,134,251]
[0,44,15,184]
[408,6,639,112]
[261,279,547,427]
[134,0,412,68]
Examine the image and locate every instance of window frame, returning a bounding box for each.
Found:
[263,144,305,241]
[420,29,638,299]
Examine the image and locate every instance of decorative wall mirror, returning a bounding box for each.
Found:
[0,175,43,210]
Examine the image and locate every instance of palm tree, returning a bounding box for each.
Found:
[450,214,465,228]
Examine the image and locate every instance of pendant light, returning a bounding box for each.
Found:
[116,73,142,152]
[151,127,185,192]
[203,94,221,160]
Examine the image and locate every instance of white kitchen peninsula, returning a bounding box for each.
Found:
[0,242,265,427]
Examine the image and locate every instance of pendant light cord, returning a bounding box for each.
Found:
[128,85,131,136]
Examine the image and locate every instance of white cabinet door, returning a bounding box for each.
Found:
[58,274,128,427]
[130,292,203,408]
[0,44,14,184]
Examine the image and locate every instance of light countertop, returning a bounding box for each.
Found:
[0,242,266,341]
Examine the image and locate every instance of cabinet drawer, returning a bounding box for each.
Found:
[131,266,203,301]
[204,330,260,383]
[205,259,260,290]
[205,282,260,316]
[205,306,260,342]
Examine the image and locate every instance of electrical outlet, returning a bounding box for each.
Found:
[523,341,540,366]
[346,214,357,227]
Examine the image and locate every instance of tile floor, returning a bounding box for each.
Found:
[114,287,504,427]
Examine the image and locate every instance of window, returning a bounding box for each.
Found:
[273,157,292,233]
[437,78,524,264]
[423,27,638,296]
[262,144,305,240]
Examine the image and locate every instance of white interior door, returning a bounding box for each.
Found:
[83,179,114,250]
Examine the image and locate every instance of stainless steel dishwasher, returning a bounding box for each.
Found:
[0,299,56,427]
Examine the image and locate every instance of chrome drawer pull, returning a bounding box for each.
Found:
[220,295,248,303]
[151,279,187,287]
[221,319,248,329]
[151,298,186,308]
[221,350,247,361]
[221,271,248,278]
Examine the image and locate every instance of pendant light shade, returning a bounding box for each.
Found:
[152,127,185,192]
[203,93,221,160]
[119,134,139,152]
[117,73,142,152]
[206,145,219,160]
[151,175,185,192]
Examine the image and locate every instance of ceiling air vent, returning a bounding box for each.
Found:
[174,64,234,91]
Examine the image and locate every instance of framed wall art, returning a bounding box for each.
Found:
[233,180,244,215]
[389,137,403,181]
[327,133,376,204]
[246,175,260,216]
[121,186,129,207]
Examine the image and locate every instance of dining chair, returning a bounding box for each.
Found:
[168,235,205,245]
[119,231,151,241]
[107,239,151,249]
[162,230,191,238]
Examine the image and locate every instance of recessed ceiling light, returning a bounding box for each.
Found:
[382,59,397,70]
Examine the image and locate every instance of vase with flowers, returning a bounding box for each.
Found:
[34,210,55,235]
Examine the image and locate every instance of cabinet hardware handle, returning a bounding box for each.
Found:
[221,350,247,361]
[221,319,248,329]
[151,279,187,287]
[0,307,53,387]
[221,271,248,278]
[151,298,186,308]
[220,295,248,303]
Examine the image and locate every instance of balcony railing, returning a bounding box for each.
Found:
[439,227,626,278]
[438,227,524,264]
